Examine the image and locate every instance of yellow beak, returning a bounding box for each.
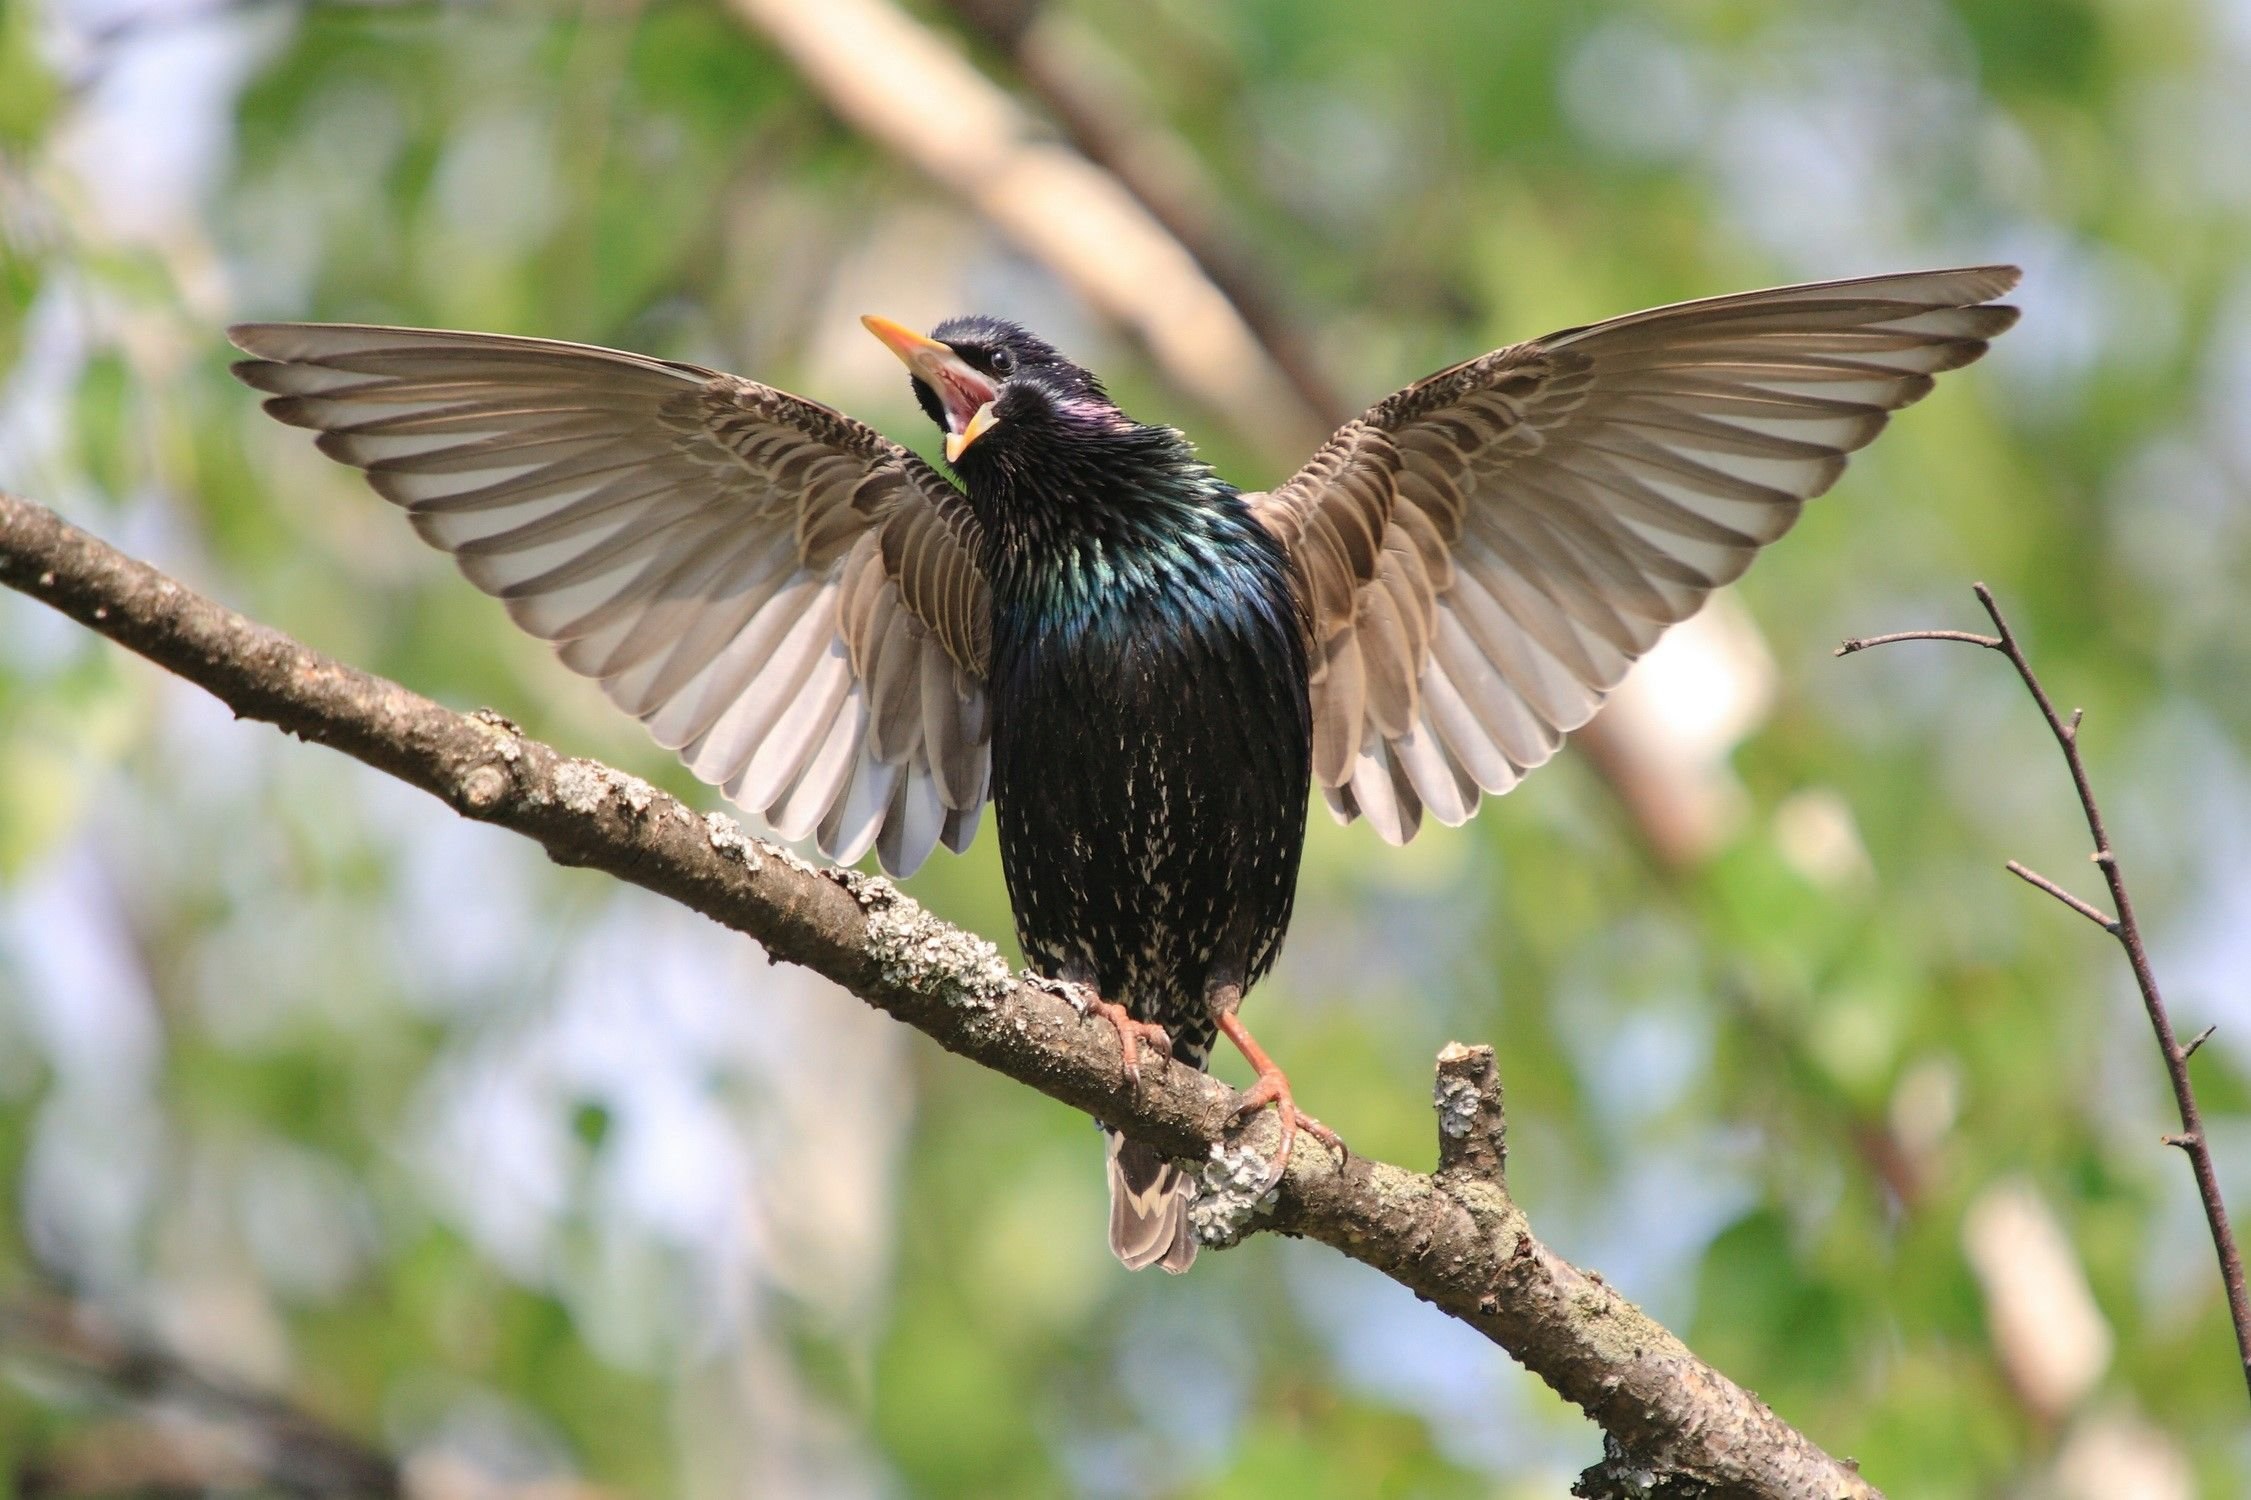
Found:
[946,403,999,463]
[860,314,953,373]
[861,314,1002,462]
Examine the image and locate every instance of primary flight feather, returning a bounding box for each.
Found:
[232,264,2020,1271]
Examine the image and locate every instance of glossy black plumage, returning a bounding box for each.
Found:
[921,317,1315,1272]
[228,266,2022,1276]
[950,326,1311,1069]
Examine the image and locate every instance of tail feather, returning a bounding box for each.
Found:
[1106,1132,1197,1274]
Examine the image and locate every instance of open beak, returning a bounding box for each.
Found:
[861,315,1001,461]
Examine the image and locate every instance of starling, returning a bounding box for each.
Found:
[229,265,2019,1272]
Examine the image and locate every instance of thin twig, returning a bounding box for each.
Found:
[1843,581,2251,1402]
[0,490,1881,1498]
[2003,860,2118,932]
[1835,628,2002,655]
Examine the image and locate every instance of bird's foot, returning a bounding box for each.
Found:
[1216,1011,1346,1195]
[1085,994,1172,1090]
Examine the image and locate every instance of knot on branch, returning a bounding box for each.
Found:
[456,709,527,812]
[459,763,510,811]
[1434,1042,1507,1184]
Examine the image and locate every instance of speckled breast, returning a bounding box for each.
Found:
[986,560,1311,1049]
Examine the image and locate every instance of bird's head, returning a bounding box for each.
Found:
[861,314,1129,476]
[862,313,1236,588]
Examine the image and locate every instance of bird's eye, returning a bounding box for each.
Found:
[989,347,1015,375]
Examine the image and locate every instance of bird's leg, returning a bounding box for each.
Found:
[1080,991,1172,1090]
[1212,993,1346,1194]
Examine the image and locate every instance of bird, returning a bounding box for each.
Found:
[229,264,2020,1273]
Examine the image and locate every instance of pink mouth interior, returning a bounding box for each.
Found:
[935,366,996,434]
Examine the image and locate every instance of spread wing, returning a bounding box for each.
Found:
[1248,265,2021,842]
[230,323,992,876]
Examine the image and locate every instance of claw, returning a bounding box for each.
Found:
[1085,993,1171,1090]
[1217,1011,1345,1194]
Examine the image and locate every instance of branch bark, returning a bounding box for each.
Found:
[1840,582,2251,1403]
[1,490,1879,1496]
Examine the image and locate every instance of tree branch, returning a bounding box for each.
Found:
[1840,582,2251,1403]
[1,490,1879,1495]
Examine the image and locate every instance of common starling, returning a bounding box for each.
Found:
[229,265,2019,1272]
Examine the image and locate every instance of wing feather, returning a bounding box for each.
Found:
[770,681,868,843]
[231,322,993,875]
[1251,265,2019,842]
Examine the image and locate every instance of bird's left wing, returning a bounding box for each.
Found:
[1246,266,2020,843]
[231,324,991,876]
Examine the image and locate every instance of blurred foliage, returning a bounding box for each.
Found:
[3,0,2250,1496]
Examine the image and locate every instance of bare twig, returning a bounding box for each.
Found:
[1835,628,2002,654]
[1842,581,2251,1401]
[2003,860,2118,932]
[0,490,1882,1497]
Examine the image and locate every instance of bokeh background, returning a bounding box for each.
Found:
[3,0,2250,1494]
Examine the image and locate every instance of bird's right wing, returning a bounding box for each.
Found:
[1248,266,2020,843]
[231,323,992,876]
